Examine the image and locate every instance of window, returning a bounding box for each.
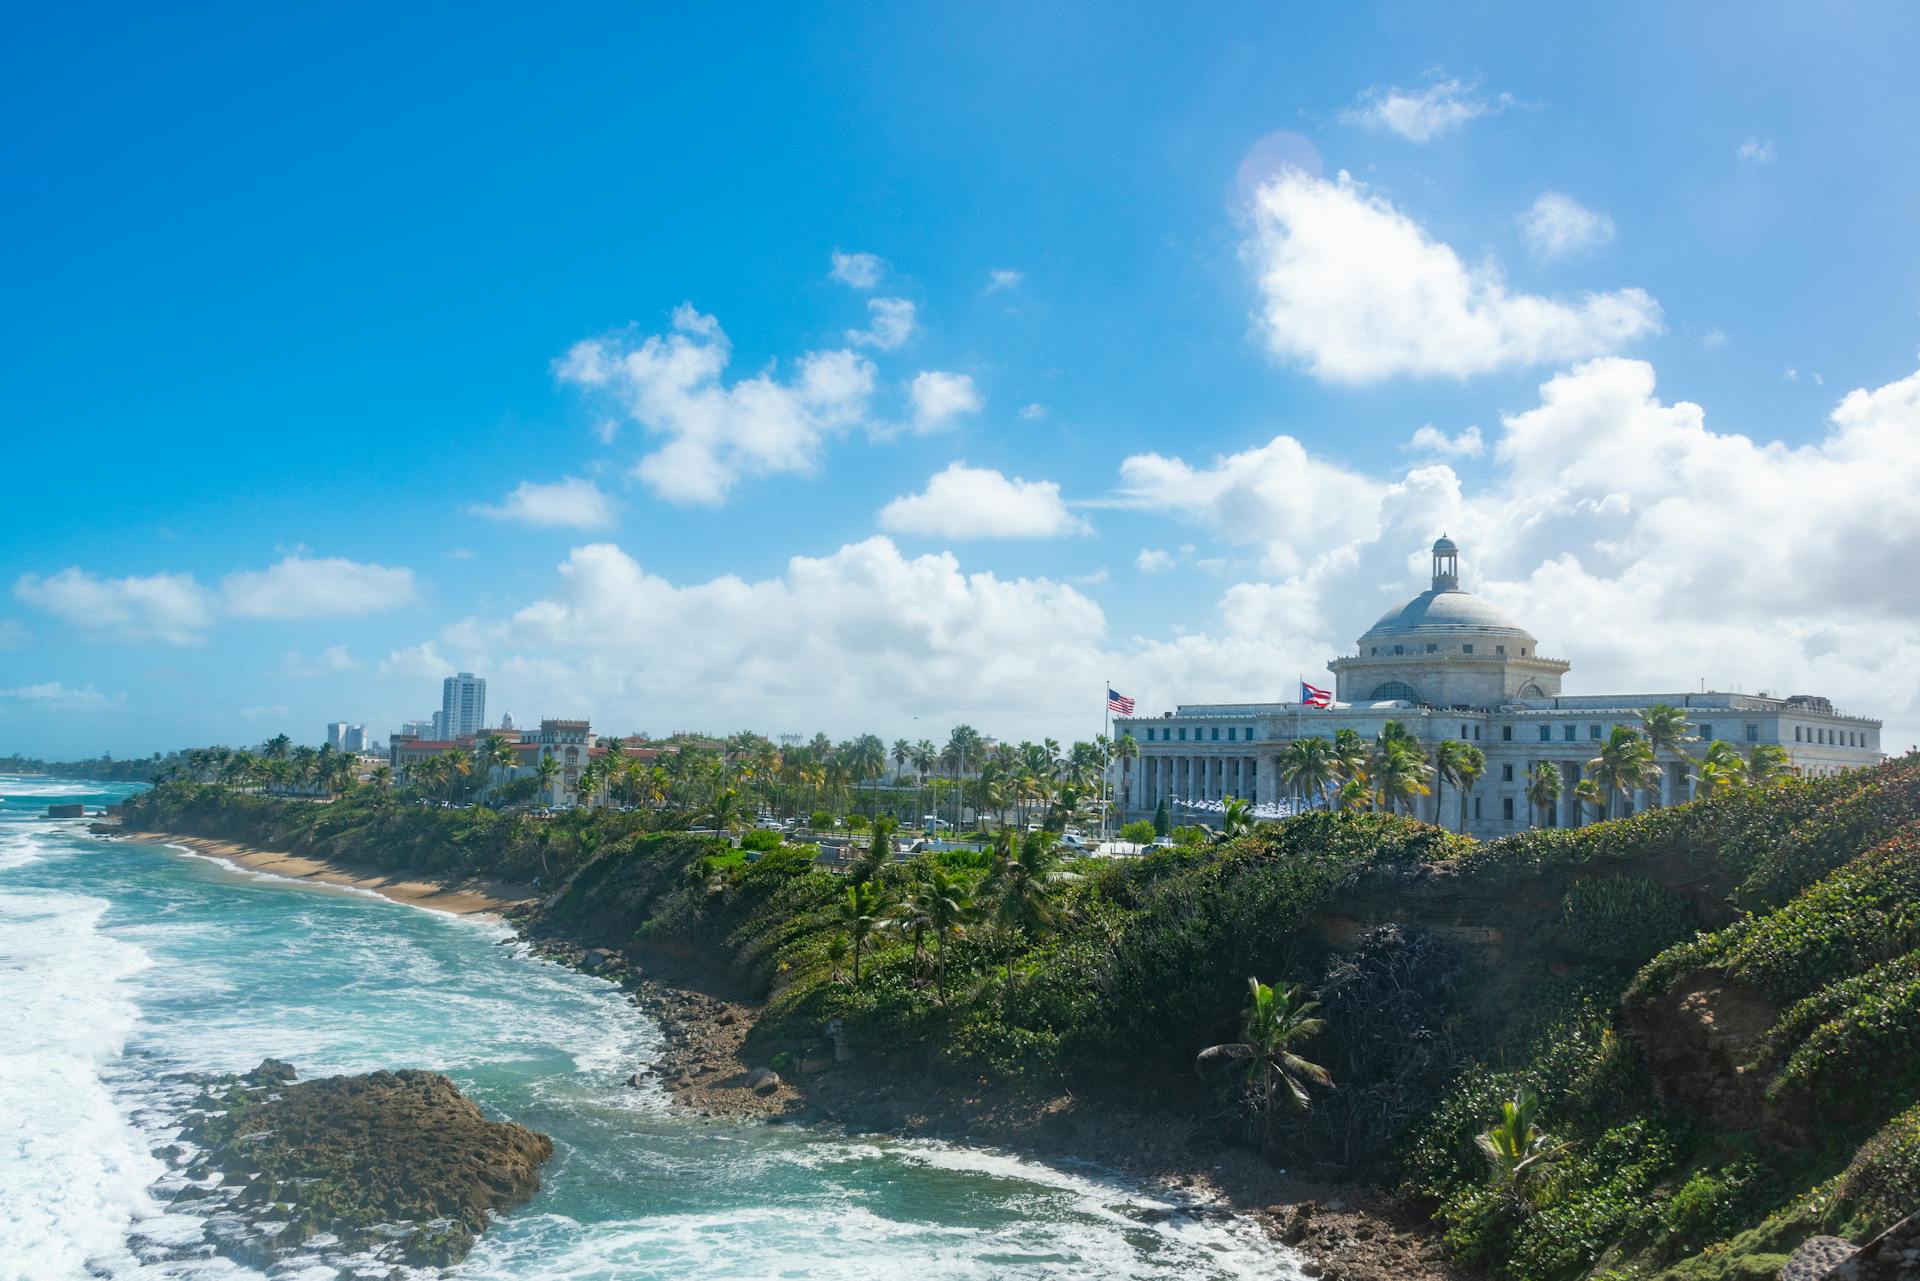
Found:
[1209,727,1219,741]
[1503,726,1513,741]
[1564,725,1577,742]
[1427,643,1438,653]
[1464,643,1475,654]
[1590,724,1602,741]
[1475,726,1482,740]
[1701,724,1714,741]
[1503,797,1515,821]
[1795,726,1803,742]
[1540,726,1552,742]
[1394,644,1404,655]
[1177,728,1187,742]
[1371,647,1378,656]
[1745,724,1760,742]
[1226,727,1236,742]
[1246,726,1255,740]
[1502,763,1514,782]
[1461,724,1469,738]
[1521,648,1528,656]
[1475,797,1483,819]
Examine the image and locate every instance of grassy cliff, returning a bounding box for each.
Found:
[123,755,1920,1279]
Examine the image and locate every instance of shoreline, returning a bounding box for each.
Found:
[123,827,537,918]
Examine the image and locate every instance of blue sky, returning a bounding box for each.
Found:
[6,1,1920,757]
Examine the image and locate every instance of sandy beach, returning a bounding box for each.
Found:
[135,832,537,917]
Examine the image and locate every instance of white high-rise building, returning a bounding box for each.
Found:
[325,722,349,751]
[344,725,368,753]
[441,672,487,739]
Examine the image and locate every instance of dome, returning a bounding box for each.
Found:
[1431,535,1458,554]
[1360,587,1534,642]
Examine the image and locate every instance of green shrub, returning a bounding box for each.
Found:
[1830,1101,1920,1236]
[740,829,781,851]
[1120,820,1156,845]
[1553,877,1698,966]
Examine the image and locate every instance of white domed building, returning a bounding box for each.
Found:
[1114,538,1883,837]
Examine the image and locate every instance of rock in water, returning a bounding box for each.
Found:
[186,1061,553,1268]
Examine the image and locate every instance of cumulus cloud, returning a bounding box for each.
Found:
[0,682,122,712]
[829,251,885,289]
[1519,192,1616,261]
[1738,138,1777,163]
[878,463,1089,539]
[471,477,617,529]
[220,557,416,620]
[846,297,918,350]
[1406,424,1485,457]
[558,305,876,505]
[906,371,983,432]
[1136,548,1177,574]
[1245,171,1662,382]
[379,642,453,681]
[284,644,359,678]
[13,568,216,645]
[1339,76,1512,143]
[986,268,1024,292]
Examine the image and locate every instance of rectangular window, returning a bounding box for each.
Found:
[1795,726,1803,742]
[1177,728,1187,741]
[1496,644,1506,654]
[1427,643,1438,653]
[1371,647,1378,656]
[1210,727,1219,741]
[1503,797,1515,821]
[1226,727,1236,742]
[1394,644,1404,655]
[1464,643,1475,654]
[1701,724,1714,741]
[1474,726,1482,740]
[1246,726,1255,740]
[1475,797,1483,819]
[1588,724,1600,740]
[1502,763,1514,782]
[1461,724,1469,738]
[1503,725,1513,741]
[1564,725,1576,742]
[1746,724,1760,742]
[1540,726,1552,742]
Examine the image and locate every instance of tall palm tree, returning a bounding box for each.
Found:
[1525,762,1562,829]
[1636,703,1695,807]
[914,867,977,1001]
[1278,736,1339,810]
[1373,739,1433,816]
[1331,728,1370,789]
[1335,776,1373,813]
[1194,979,1334,1133]
[1747,742,1793,787]
[836,881,889,986]
[474,733,511,804]
[1588,726,1654,819]
[533,754,561,805]
[1432,739,1472,826]
[1453,743,1486,833]
[984,830,1076,983]
[892,739,913,785]
[706,786,743,832]
[1574,777,1604,823]
[437,747,471,805]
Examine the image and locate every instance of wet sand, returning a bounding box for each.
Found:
[139,833,536,917]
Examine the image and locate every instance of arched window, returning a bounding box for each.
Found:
[1368,681,1420,703]
[1518,683,1546,698]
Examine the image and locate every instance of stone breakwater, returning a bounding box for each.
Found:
[159,1059,553,1271]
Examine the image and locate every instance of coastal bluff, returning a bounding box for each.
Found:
[168,1059,553,1269]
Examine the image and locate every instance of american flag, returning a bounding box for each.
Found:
[1300,680,1333,708]
[1107,687,1136,714]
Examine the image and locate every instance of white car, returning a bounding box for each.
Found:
[920,815,951,830]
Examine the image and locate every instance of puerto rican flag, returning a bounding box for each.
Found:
[1107,687,1136,714]
[1300,680,1333,708]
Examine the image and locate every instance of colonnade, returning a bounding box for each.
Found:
[1131,754,1263,810]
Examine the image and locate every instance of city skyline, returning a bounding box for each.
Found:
[6,4,1920,758]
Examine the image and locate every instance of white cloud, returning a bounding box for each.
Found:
[829,251,886,289]
[12,568,216,645]
[221,557,415,620]
[471,477,617,529]
[1519,192,1616,261]
[846,297,918,350]
[558,305,877,505]
[1246,170,1662,382]
[1339,76,1512,143]
[1018,402,1048,421]
[878,463,1090,539]
[379,642,452,681]
[284,644,359,678]
[0,682,122,712]
[986,268,1024,292]
[1406,424,1485,457]
[1136,548,1177,574]
[1702,327,1728,350]
[1738,138,1777,163]
[426,538,1109,740]
[0,619,30,650]
[906,370,983,432]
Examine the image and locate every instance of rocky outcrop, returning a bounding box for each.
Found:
[1818,1211,1920,1279]
[170,1060,553,1269]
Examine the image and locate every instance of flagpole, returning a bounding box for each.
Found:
[1100,679,1111,848]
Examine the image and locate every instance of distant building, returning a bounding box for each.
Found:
[1116,538,1884,837]
[441,673,487,740]
[325,722,349,751]
[500,711,517,732]
[344,725,368,753]
[531,718,594,808]
[400,718,435,739]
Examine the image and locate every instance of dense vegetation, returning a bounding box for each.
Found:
[121,750,1920,1280]
[1,751,176,781]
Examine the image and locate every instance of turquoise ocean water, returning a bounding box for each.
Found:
[0,776,1304,1281]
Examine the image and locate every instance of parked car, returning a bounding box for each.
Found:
[920,815,951,830]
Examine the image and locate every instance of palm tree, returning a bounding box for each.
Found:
[437,747,471,805]
[851,814,898,884]
[915,867,977,1001]
[1432,739,1472,826]
[1373,739,1433,816]
[706,787,743,832]
[1278,736,1339,810]
[371,764,394,793]
[473,733,511,804]
[1335,776,1373,813]
[824,932,852,983]
[1748,742,1793,787]
[1331,728,1370,790]
[836,881,888,985]
[263,734,292,762]
[1636,703,1695,807]
[1574,777,1604,823]
[984,830,1076,984]
[1195,978,1334,1134]
[892,739,913,785]
[1476,1088,1567,1188]
[533,754,561,805]
[1525,762,1562,829]
[1588,727,1654,819]
[1217,796,1257,842]
[1453,744,1486,833]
